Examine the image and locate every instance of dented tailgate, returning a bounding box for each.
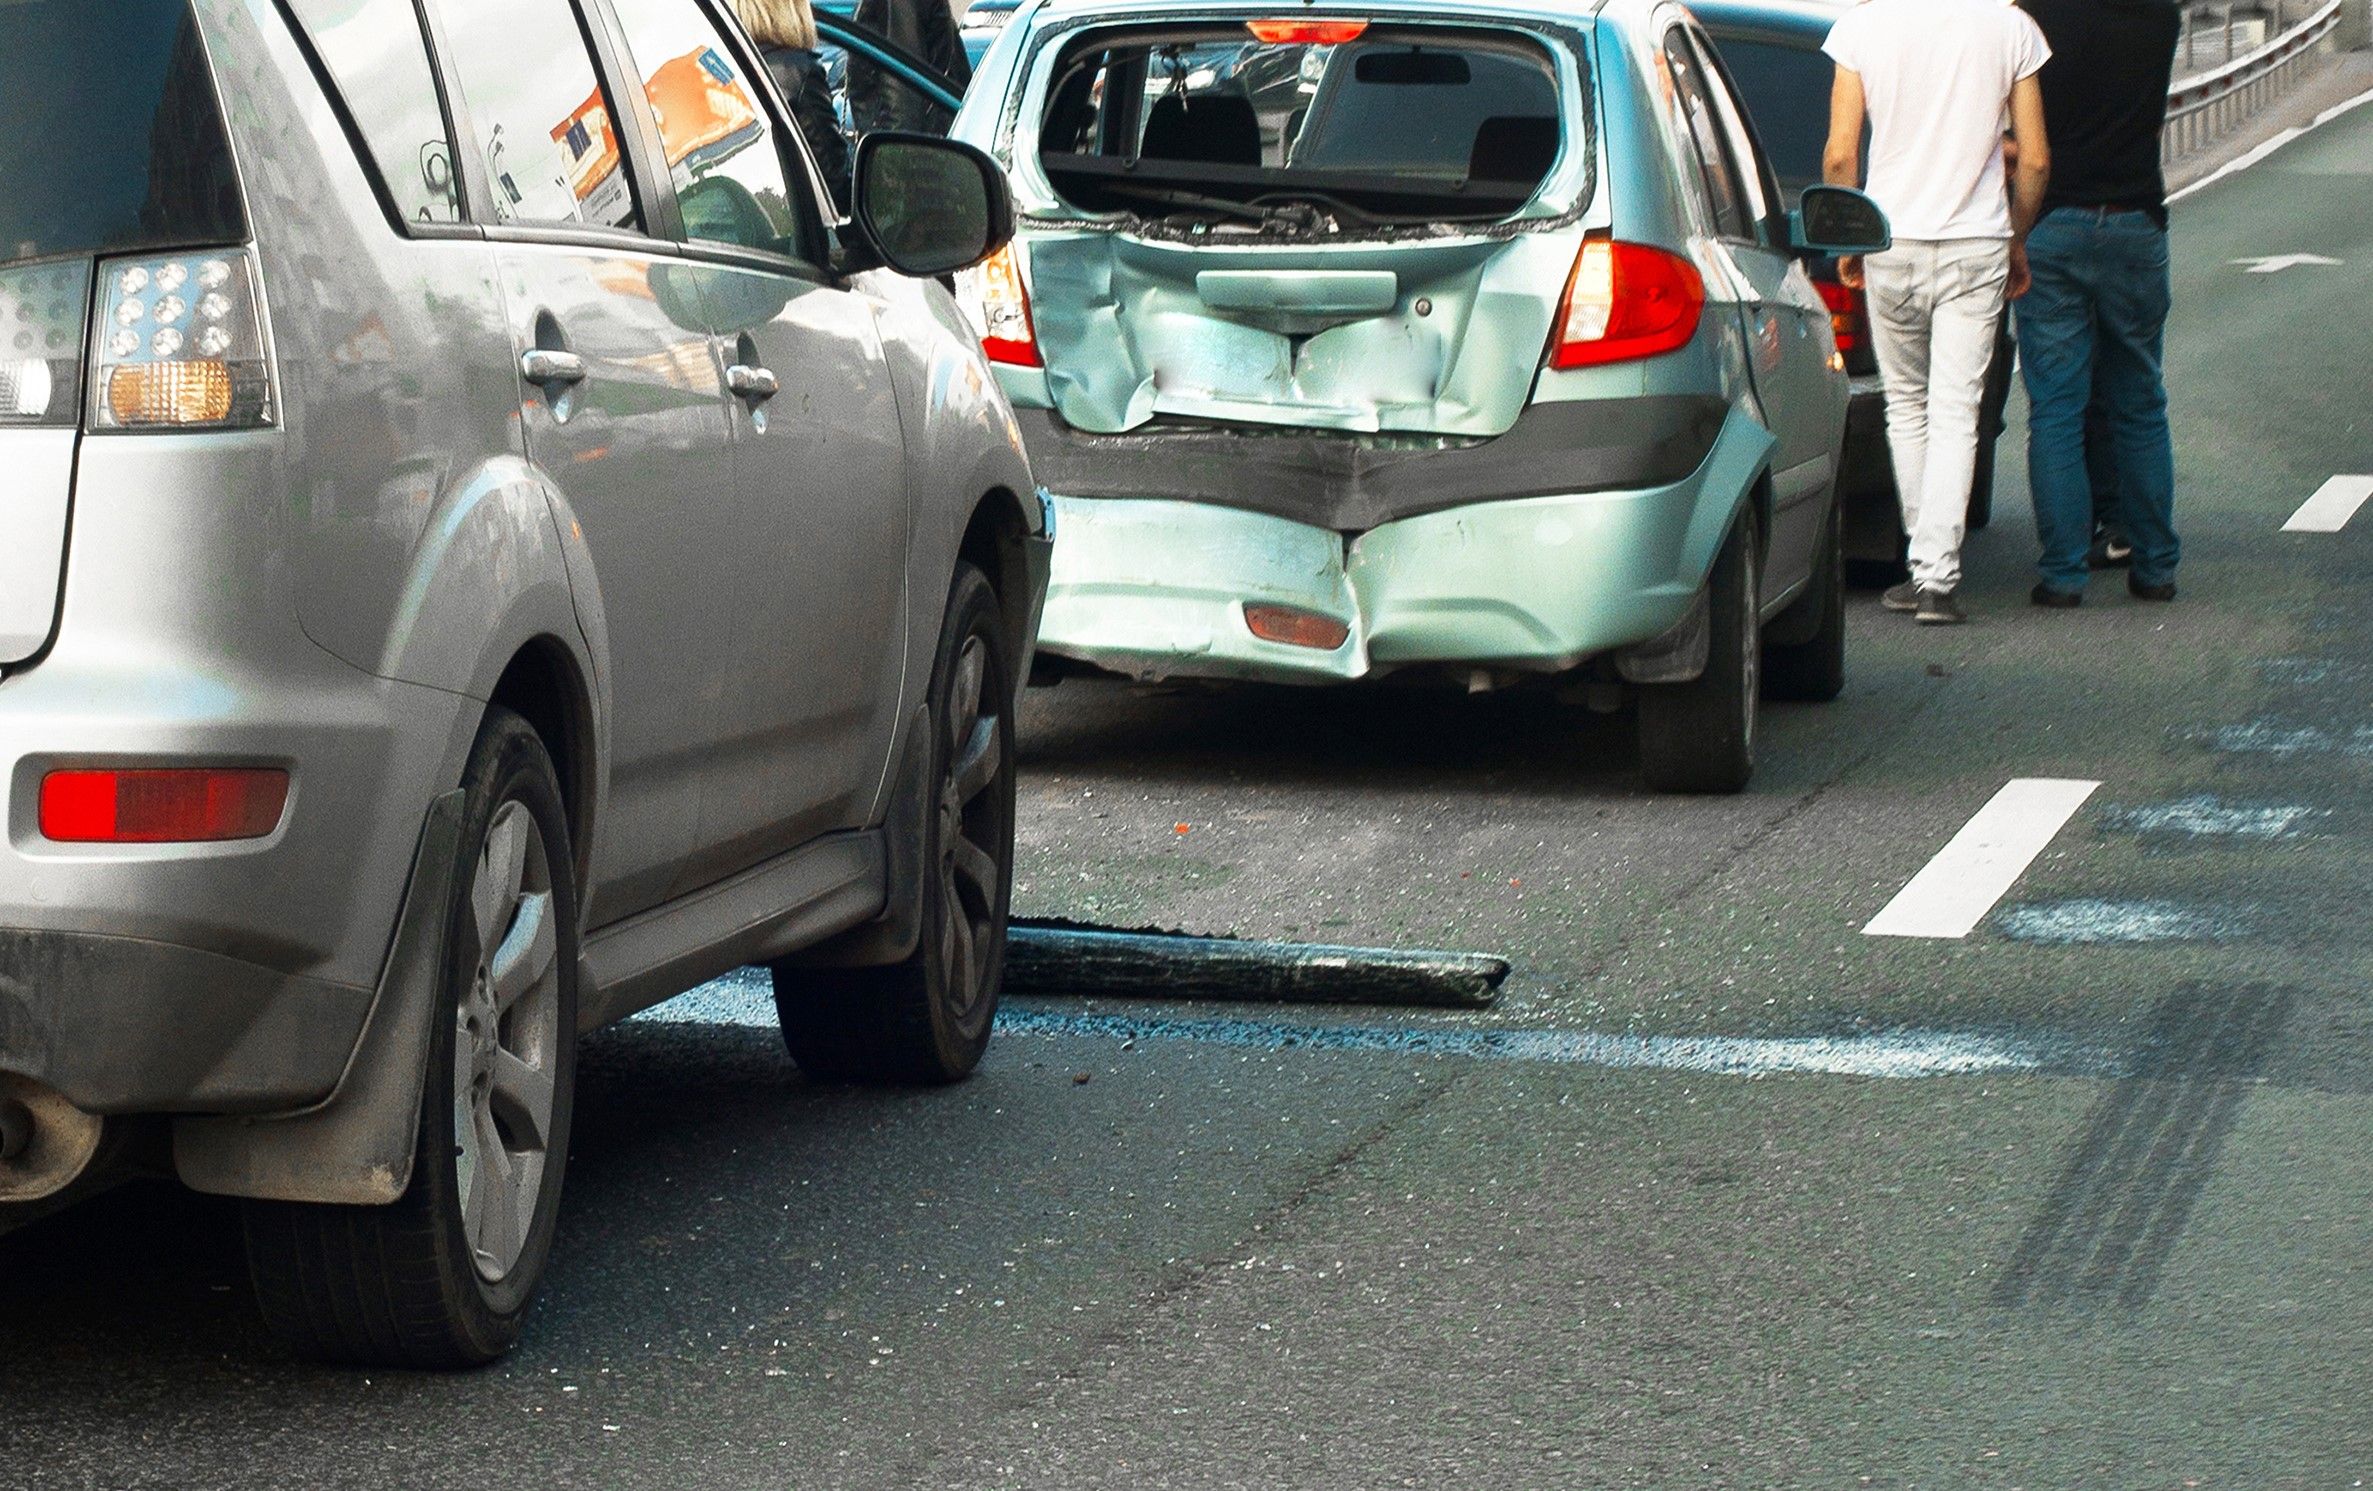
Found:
[1029,229,1580,436]
[998,13,1597,439]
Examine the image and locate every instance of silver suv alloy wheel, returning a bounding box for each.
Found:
[455,799,563,1284]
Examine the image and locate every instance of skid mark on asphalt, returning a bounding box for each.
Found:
[1994,985,2297,1312]
[638,971,2110,1080]
[1864,779,2101,940]
[2197,721,2373,759]
[2098,794,2324,841]
[2259,657,2371,687]
[1996,899,2239,946]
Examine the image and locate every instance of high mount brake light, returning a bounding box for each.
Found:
[1245,19,1370,43]
[90,249,273,430]
[1547,238,1706,371]
[959,243,1041,368]
[39,768,290,844]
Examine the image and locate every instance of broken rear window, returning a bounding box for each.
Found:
[1037,22,1565,228]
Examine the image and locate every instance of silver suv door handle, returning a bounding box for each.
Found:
[726,363,779,401]
[520,348,587,387]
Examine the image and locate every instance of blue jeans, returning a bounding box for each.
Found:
[2014,209,2180,591]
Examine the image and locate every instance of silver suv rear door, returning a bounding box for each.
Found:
[427,0,740,925]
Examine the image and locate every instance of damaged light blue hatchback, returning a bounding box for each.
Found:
[954,0,1890,790]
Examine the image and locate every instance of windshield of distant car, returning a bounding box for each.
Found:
[0,0,245,269]
[1035,22,1568,226]
[1703,35,1830,197]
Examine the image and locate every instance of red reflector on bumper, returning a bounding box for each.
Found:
[1243,604,1351,651]
[40,769,290,844]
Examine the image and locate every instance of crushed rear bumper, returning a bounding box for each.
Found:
[1033,408,1773,685]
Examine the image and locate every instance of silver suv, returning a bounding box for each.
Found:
[0,0,1046,1366]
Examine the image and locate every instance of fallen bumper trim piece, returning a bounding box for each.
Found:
[1003,921,1509,1010]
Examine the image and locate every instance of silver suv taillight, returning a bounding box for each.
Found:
[89,247,273,431]
[0,259,93,428]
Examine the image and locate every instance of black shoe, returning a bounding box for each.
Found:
[2129,574,2177,602]
[1915,587,1966,626]
[2031,583,2083,609]
[2086,533,2134,570]
[1881,581,1921,613]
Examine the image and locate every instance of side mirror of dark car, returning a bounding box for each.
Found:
[1790,185,1891,257]
[846,132,1014,280]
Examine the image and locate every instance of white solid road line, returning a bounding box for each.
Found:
[1865,778,2102,940]
[2170,83,2373,206]
[2284,475,2373,533]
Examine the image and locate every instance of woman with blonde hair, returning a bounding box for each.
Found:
[735,0,851,209]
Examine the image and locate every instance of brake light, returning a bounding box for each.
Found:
[1815,277,1866,356]
[959,243,1041,368]
[1245,18,1369,43]
[40,768,290,844]
[89,249,273,430]
[1547,238,1705,371]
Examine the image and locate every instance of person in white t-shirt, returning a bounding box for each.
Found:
[1824,0,2052,625]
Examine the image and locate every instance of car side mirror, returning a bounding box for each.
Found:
[1790,185,1891,257]
[848,133,1014,279]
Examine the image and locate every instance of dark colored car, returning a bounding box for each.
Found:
[1696,0,2016,565]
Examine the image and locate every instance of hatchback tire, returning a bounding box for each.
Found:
[1638,518,1758,794]
[244,708,579,1368]
[1764,499,1845,703]
[774,563,1015,1084]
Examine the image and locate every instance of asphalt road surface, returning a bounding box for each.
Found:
[6,97,2371,1491]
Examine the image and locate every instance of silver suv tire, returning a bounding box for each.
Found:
[773,563,1015,1084]
[243,708,579,1367]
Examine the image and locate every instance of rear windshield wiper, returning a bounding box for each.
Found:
[1089,178,1290,226]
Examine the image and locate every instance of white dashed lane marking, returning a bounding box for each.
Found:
[2284,475,2373,533]
[1864,778,2102,940]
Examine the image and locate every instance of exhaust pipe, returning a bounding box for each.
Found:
[0,1074,103,1203]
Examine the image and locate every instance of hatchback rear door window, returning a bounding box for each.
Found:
[1661,31,1753,241]
[426,0,640,231]
[284,0,462,226]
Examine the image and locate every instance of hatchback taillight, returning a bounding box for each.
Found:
[1815,277,1868,357]
[1548,238,1705,371]
[959,243,1041,368]
[89,248,274,430]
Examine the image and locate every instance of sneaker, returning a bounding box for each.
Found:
[2086,533,2134,570]
[1882,581,1921,613]
[1915,587,1967,626]
[2128,574,2177,602]
[2031,583,2083,609]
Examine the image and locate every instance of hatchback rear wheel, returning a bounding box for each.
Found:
[774,563,1015,1084]
[1638,518,1759,794]
[244,708,578,1367]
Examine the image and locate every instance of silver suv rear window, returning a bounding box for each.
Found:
[0,0,245,268]
[1038,21,1563,227]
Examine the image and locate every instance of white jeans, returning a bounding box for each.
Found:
[1864,239,2011,593]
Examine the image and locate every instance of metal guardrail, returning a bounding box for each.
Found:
[2165,0,2345,159]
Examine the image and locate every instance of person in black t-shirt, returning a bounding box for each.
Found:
[2014,0,2183,607]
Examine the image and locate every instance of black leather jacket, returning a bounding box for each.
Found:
[763,45,852,213]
